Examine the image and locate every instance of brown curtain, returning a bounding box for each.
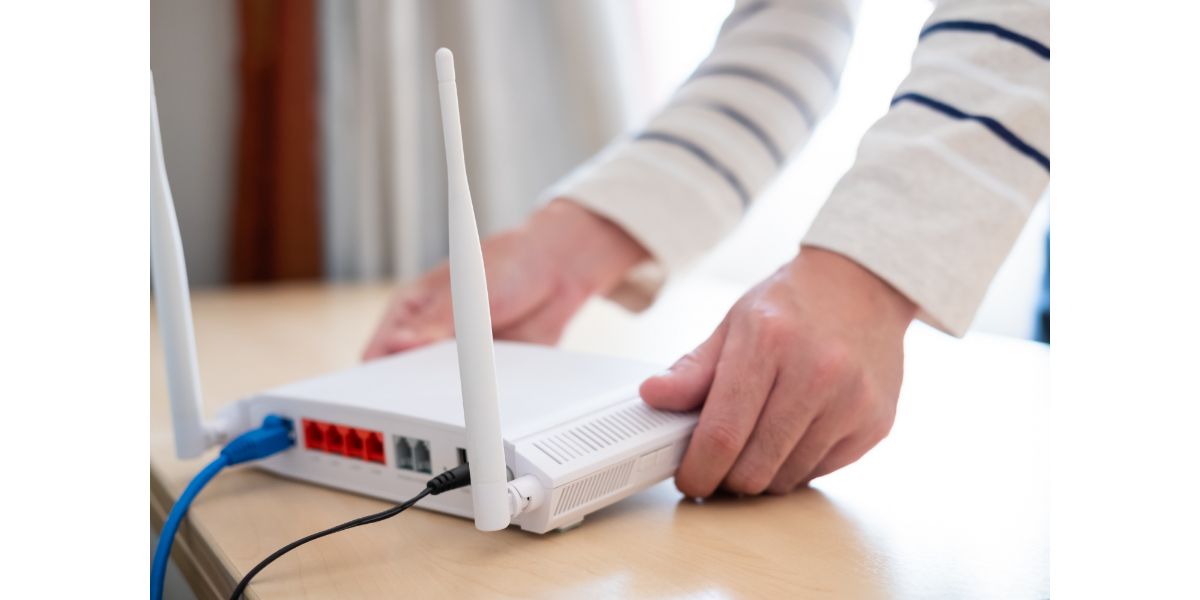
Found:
[230,0,321,282]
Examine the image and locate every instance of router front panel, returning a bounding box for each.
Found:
[510,397,695,532]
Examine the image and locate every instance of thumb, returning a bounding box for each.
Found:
[640,319,728,412]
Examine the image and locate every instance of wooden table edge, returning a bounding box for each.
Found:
[152,464,247,600]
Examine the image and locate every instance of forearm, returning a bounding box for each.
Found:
[548,0,863,306]
[804,0,1050,335]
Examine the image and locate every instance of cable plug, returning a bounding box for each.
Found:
[426,462,472,495]
[220,415,294,466]
[426,464,545,521]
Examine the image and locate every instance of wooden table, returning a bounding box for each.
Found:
[151,280,1049,599]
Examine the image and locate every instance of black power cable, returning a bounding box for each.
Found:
[229,463,474,600]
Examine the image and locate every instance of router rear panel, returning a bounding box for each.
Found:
[221,341,698,533]
[245,395,479,519]
[237,386,697,534]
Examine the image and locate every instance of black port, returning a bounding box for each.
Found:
[413,440,432,474]
[394,436,414,470]
[456,447,468,466]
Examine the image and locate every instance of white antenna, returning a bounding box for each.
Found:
[435,48,511,532]
[150,73,222,459]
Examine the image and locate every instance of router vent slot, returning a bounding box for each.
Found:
[533,402,686,465]
[553,458,636,516]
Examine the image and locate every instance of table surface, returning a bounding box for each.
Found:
[151,280,1049,599]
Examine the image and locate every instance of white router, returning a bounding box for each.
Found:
[151,50,698,534]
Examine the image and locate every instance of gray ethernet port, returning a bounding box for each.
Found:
[413,439,432,474]
[456,447,468,466]
[394,436,414,471]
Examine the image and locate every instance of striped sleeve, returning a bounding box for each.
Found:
[803,0,1049,335]
[545,0,861,309]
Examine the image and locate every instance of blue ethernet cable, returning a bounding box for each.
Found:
[151,415,294,600]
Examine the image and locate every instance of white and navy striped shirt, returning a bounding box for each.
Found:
[548,0,1050,336]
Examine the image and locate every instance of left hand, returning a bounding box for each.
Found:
[640,247,917,497]
[361,199,647,359]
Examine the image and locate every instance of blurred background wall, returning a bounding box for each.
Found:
[149,0,1047,340]
[316,0,645,282]
[150,0,238,287]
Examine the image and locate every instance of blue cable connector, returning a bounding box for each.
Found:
[151,416,294,600]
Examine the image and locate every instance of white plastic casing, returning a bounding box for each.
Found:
[150,74,221,458]
[436,47,511,532]
[233,341,697,534]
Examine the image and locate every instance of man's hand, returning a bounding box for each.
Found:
[363,199,648,359]
[641,247,917,496]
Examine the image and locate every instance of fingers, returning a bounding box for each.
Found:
[764,392,894,492]
[362,248,547,360]
[363,328,416,361]
[371,316,454,356]
[362,277,455,360]
[362,262,559,359]
[494,284,589,344]
[804,419,894,483]
[363,291,424,360]
[362,224,617,360]
[673,326,777,498]
[722,372,822,495]
[762,413,844,494]
[640,319,729,412]
[394,297,456,347]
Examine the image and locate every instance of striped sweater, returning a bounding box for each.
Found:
[546,0,1050,336]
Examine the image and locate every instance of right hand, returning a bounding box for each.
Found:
[363,199,649,360]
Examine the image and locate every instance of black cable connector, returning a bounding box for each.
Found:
[229,462,475,599]
[426,462,472,495]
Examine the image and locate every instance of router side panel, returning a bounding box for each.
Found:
[240,395,478,519]
[511,398,697,534]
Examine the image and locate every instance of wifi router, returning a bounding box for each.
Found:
[151,49,698,534]
[229,341,695,533]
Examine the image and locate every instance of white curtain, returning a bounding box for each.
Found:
[317,0,640,282]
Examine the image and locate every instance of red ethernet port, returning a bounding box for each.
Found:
[303,419,384,463]
[345,428,366,459]
[326,426,346,455]
[365,432,385,464]
[303,420,326,451]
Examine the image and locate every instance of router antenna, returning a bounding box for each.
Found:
[435,48,511,532]
[150,74,219,459]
